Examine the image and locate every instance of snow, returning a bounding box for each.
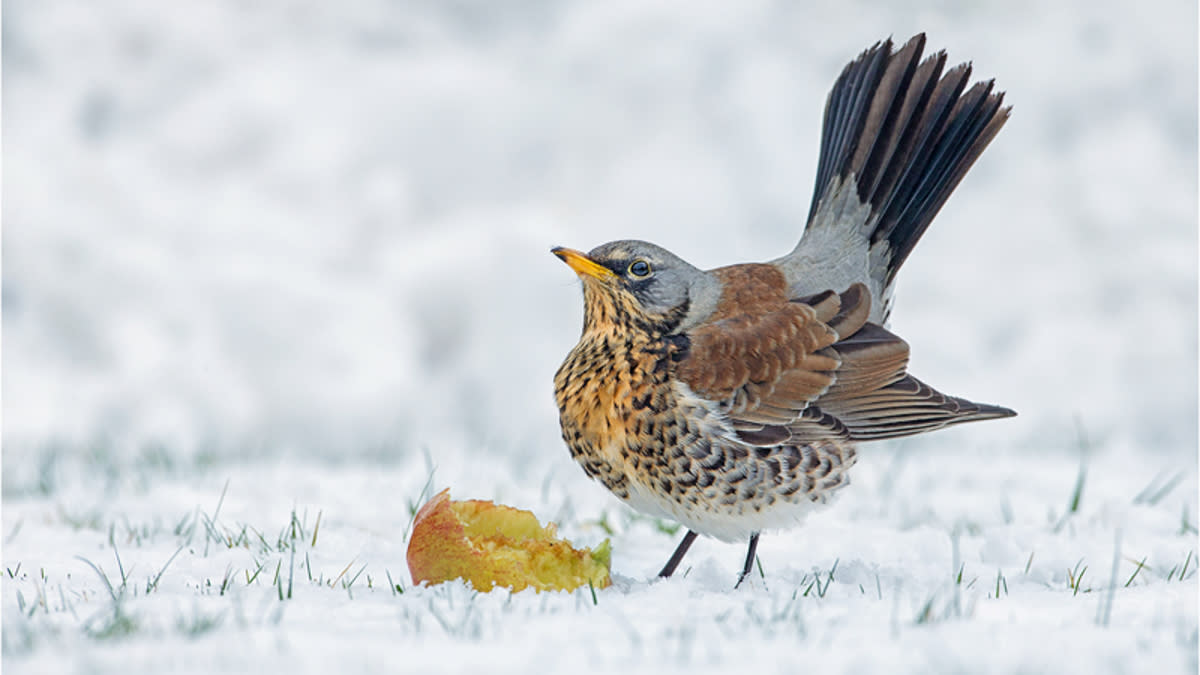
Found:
[2,0,1196,673]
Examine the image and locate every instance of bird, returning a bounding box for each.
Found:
[552,33,1015,586]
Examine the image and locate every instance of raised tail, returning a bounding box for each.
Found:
[779,34,1010,324]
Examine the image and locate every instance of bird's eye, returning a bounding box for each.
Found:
[628,260,652,278]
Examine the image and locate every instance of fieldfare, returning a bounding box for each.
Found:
[553,34,1015,586]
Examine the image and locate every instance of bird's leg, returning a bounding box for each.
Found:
[657,530,699,578]
[734,533,761,588]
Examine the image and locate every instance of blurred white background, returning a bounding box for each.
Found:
[4,0,1196,485]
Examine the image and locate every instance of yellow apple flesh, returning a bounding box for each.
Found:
[406,488,612,593]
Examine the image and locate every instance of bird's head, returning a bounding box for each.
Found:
[552,240,719,336]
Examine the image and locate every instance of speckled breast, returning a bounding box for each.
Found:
[554,330,858,542]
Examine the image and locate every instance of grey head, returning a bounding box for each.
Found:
[552,239,721,334]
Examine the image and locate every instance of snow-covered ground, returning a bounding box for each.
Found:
[3,1,1196,673]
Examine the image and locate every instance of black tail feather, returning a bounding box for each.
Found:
[807,34,1010,285]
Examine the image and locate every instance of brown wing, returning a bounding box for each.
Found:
[676,264,1014,446]
[820,373,1016,440]
[676,265,871,445]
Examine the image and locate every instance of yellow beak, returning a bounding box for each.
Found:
[552,247,616,282]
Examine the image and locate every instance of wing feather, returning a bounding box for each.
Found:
[676,265,1013,446]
